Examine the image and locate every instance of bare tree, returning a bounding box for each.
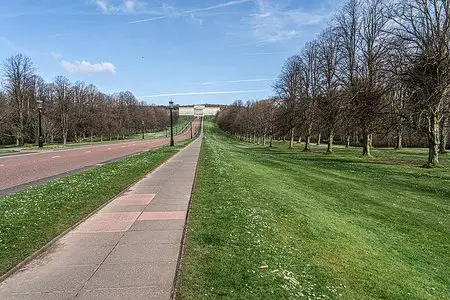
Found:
[318,28,342,152]
[53,76,72,145]
[2,54,35,146]
[273,56,303,149]
[392,0,450,165]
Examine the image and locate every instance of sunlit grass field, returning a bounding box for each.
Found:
[176,122,449,300]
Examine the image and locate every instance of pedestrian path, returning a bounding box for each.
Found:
[0,133,203,300]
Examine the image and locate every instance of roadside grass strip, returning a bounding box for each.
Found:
[0,142,190,275]
[176,122,449,300]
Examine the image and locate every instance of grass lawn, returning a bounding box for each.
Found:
[0,140,191,276]
[176,122,449,300]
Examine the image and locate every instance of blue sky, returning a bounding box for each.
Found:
[0,0,344,105]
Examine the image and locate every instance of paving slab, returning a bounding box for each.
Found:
[0,131,203,300]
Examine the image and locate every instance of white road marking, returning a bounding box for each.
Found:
[107,148,112,150]
[85,151,92,153]
[52,155,61,158]
[0,164,4,167]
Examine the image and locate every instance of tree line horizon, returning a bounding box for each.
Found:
[0,54,180,146]
[217,0,450,166]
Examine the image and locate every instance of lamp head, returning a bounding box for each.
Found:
[169,100,174,109]
[37,100,43,109]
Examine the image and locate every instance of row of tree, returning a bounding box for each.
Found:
[0,54,178,146]
[217,0,450,165]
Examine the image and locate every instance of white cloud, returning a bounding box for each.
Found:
[142,89,269,98]
[60,60,116,75]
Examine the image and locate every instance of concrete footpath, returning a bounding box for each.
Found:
[0,132,203,300]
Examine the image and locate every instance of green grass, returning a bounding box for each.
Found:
[176,122,449,300]
[130,116,195,140]
[0,140,192,276]
[0,149,18,154]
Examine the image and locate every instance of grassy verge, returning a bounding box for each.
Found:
[130,116,195,140]
[0,141,191,275]
[0,150,18,154]
[176,122,449,300]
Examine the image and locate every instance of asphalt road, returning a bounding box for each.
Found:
[0,120,201,195]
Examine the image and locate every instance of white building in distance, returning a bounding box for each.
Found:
[178,105,221,117]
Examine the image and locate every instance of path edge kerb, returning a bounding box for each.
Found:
[0,142,191,284]
[170,134,204,300]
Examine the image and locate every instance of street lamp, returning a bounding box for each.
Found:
[169,99,174,146]
[37,100,43,148]
[142,120,145,140]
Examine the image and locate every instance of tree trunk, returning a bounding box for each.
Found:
[304,123,312,151]
[269,136,273,147]
[439,116,448,154]
[263,134,266,146]
[427,113,440,165]
[395,128,402,149]
[346,136,350,148]
[303,135,311,151]
[327,131,334,153]
[298,136,301,143]
[317,133,321,145]
[289,128,295,149]
[362,132,371,156]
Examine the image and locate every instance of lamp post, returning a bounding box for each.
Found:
[142,120,145,140]
[169,100,174,146]
[37,100,43,148]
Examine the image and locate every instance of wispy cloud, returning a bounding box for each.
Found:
[48,33,68,38]
[128,16,166,24]
[200,78,275,85]
[128,0,251,24]
[52,52,62,60]
[142,89,269,98]
[244,52,287,55]
[93,0,146,14]
[184,0,252,14]
[240,1,331,43]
